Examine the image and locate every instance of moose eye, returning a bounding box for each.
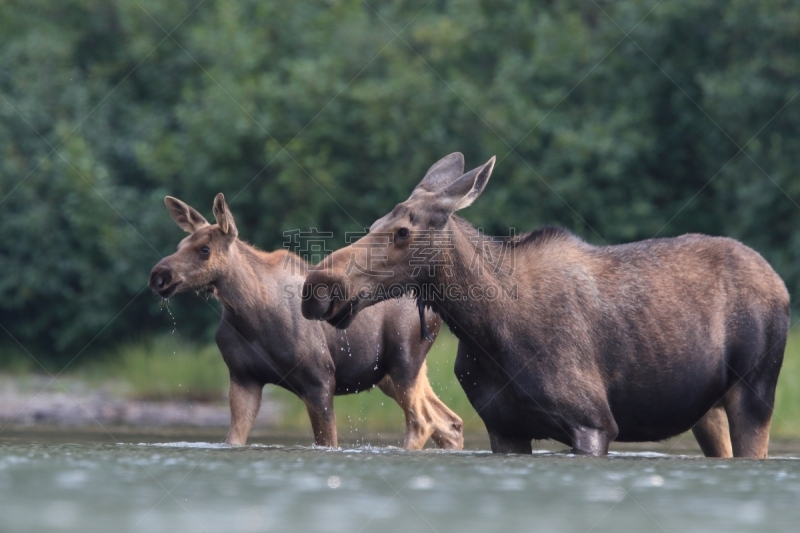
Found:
[200,246,210,257]
[396,228,410,241]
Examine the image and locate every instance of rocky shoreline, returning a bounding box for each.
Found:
[0,376,279,428]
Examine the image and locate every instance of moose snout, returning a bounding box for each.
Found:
[149,261,179,298]
[301,271,346,320]
[301,279,331,320]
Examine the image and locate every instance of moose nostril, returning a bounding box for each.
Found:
[149,267,172,292]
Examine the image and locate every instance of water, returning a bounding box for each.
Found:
[341,330,352,357]
[161,299,178,337]
[161,300,178,356]
[2,435,800,532]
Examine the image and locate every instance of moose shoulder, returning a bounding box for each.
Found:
[301,152,790,458]
[149,193,463,450]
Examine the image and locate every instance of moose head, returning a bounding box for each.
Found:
[149,193,239,299]
[301,152,496,328]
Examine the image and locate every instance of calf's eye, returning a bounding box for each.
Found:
[200,246,210,256]
[396,228,410,240]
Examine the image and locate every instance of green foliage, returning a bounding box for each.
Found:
[1,0,800,361]
[773,330,800,438]
[0,344,40,374]
[77,334,229,401]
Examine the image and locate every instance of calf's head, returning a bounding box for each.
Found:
[302,152,495,328]
[149,193,238,299]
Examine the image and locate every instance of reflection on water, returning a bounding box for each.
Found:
[1,433,800,532]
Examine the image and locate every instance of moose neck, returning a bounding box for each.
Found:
[421,216,513,342]
[212,240,274,319]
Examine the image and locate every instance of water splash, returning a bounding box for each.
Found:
[372,314,380,371]
[162,299,178,355]
[165,301,177,336]
[317,327,327,357]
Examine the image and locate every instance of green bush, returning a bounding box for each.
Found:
[773,331,800,438]
[0,345,41,374]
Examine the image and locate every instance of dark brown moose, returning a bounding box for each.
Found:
[148,193,463,449]
[302,152,790,458]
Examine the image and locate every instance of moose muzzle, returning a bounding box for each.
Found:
[149,261,181,299]
[301,270,337,320]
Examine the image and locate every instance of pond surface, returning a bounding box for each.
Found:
[1,430,800,533]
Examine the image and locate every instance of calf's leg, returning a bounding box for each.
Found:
[378,362,464,450]
[226,380,263,445]
[428,392,465,450]
[692,405,733,458]
[303,387,337,448]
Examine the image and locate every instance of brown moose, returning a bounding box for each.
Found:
[302,152,790,458]
[148,193,463,449]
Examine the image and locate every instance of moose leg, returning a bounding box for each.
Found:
[724,385,773,458]
[416,360,463,449]
[692,405,733,458]
[226,380,263,445]
[489,433,532,454]
[378,376,431,450]
[428,393,464,450]
[378,364,464,450]
[724,326,785,459]
[303,388,337,448]
[570,426,612,455]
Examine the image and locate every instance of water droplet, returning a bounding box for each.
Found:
[343,331,352,357]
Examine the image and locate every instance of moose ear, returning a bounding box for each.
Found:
[437,156,496,212]
[165,196,209,233]
[212,193,238,236]
[415,152,466,192]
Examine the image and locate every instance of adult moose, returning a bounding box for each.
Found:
[302,153,790,458]
[149,194,463,449]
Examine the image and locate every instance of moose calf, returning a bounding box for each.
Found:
[148,193,463,449]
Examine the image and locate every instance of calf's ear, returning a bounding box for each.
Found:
[415,152,465,192]
[165,196,209,233]
[213,193,238,236]
[436,156,496,212]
